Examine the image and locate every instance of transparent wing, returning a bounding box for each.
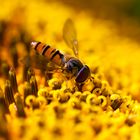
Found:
[63,18,79,57]
[19,51,61,72]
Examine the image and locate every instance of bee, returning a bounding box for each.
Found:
[31,19,90,83]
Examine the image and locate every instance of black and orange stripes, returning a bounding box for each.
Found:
[31,42,65,66]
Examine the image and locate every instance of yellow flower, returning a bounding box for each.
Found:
[1,0,140,140]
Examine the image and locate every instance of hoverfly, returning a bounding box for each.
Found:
[31,19,91,83]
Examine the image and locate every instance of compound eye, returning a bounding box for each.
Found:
[75,65,90,83]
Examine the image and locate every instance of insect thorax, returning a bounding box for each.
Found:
[64,57,83,77]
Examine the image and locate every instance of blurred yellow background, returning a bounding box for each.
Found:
[1,0,140,98]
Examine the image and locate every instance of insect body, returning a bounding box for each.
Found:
[31,19,90,83]
[31,41,65,67]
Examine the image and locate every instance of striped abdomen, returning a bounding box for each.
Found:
[31,42,65,66]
